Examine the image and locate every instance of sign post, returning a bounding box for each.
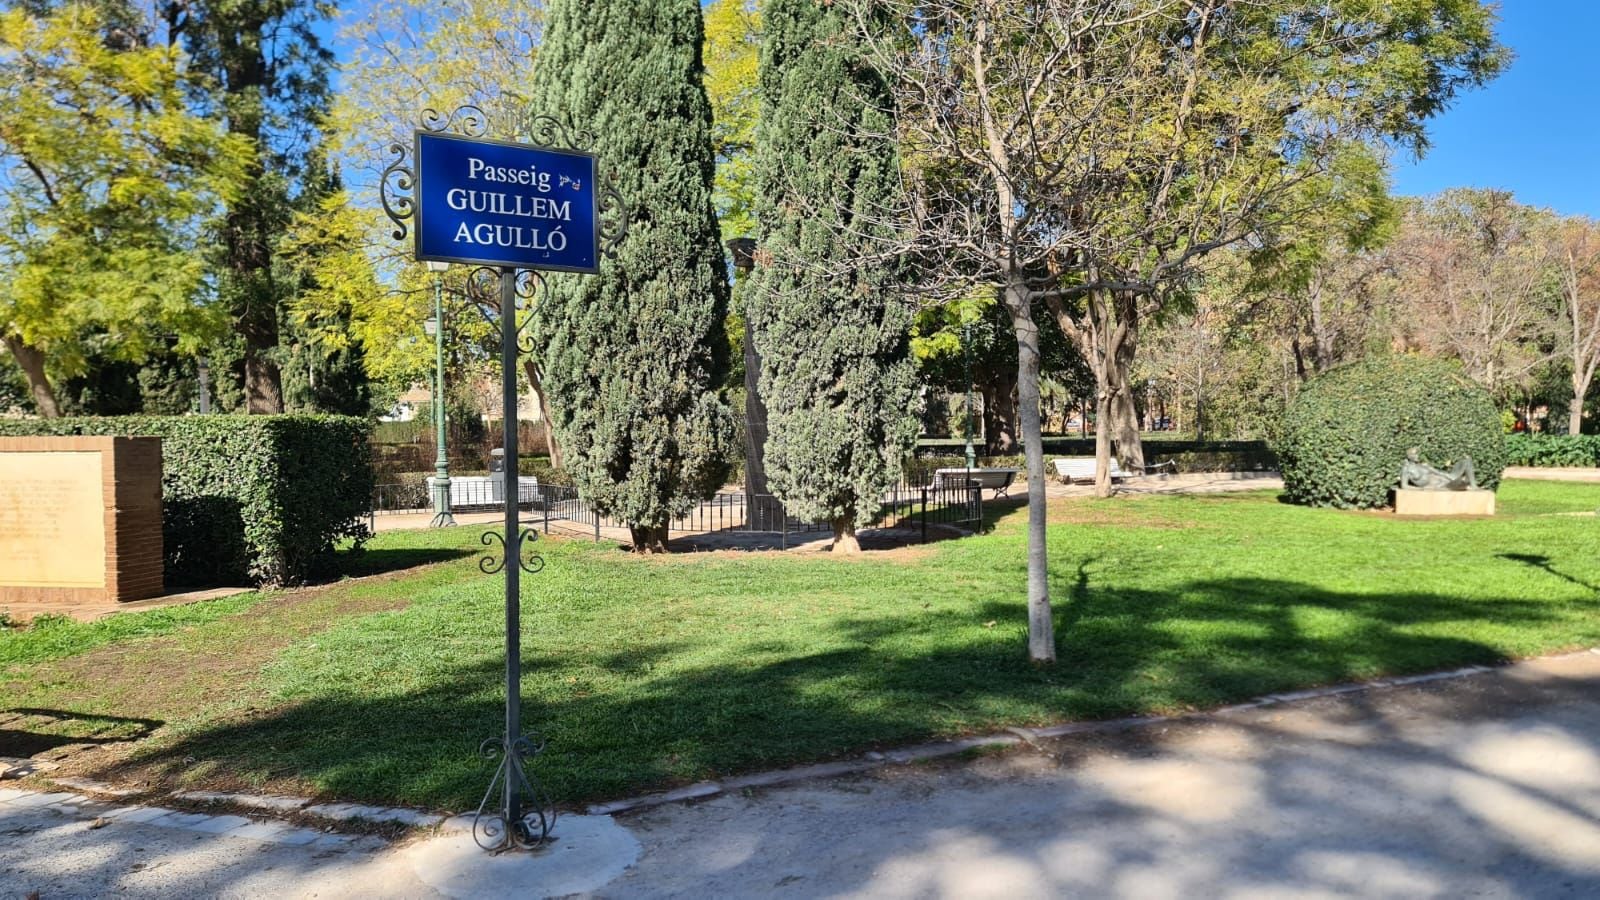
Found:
[381,106,625,853]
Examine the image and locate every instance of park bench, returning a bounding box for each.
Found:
[932,467,1020,497]
[1052,456,1132,484]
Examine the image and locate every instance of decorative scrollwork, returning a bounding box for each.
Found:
[478,527,546,576]
[599,184,630,260]
[513,272,544,353]
[473,733,555,852]
[379,144,415,240]
[521,113,596,152]
[517,527,545,575]
[421,104,490,138]
[513,269,543,301]
[465,266,505,324]
[479,529,508,575]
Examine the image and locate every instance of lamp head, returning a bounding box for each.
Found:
[424,260,450,273]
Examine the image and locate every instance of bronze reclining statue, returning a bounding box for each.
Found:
[1397,448,1477,491]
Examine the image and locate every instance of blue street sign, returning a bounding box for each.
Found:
[414,131,600,273]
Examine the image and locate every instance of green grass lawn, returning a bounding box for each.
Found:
[3,479,1597,811]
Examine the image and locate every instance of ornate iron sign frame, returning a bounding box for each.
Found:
[381,105,627,853]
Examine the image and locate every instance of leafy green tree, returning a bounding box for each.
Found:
[272,150,373,416]
[327,0,557,445]
[854,0,1504,663]
[165,0,333,413]
[703,0,761,243]
[0,3,246,416]
[531,0,735,552]
[1243,145,1399,378]
[914,294,1089,452]
[328,0,543,169]
[749,0,919,552]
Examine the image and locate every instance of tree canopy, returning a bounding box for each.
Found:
[0,3,247,416]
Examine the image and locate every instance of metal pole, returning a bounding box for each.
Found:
[431,270,456,527]
[962,320,977,469]
[499,267,523,836]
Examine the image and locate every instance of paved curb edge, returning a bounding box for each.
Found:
[583,646,1600,816]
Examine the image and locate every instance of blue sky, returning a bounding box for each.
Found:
[1391,1,1600,216]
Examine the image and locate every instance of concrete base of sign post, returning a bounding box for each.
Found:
[401,814,641,898]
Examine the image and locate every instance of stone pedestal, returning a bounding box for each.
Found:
[1394,488,1495,517]
[0,436,163,610]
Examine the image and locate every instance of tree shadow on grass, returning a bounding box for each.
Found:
[320,546,476,581]
[79,569,1563,812]
[0,709,161,758]
[1498,552,1600,594]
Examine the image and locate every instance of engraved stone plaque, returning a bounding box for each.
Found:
[0,451,107,589]
[0,436,163,610]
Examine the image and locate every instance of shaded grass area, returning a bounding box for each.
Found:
[0,534,471,668]
[3,480,1598,811]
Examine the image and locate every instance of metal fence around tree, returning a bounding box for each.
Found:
[369,471,986,546]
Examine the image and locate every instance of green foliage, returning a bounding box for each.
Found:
[530,0,735,541]
[748,0,920,532]
[913,439,1277,477]
[0,415,372,585]
[0,4,249,410]
[1277,356,1506,509]
[1504,434,1600,468]
[172,0,335,412]
[703,0,761,242]
[515,454,572,486]
[915,293,1091,397]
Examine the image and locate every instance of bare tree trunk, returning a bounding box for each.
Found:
[1093,377,1114,497]
[1108,378,1145,472]
[1307,276,1334,372]
[1042,291,1112,498]
[3,335,60,417]
[742,315,770,496]
[522,360,563,470]
[242,344,283,414]
[1004,279,1054,665]
[628,524,669,553]
[980,374,1019,454]
[1108,292,1145,472]
[1573,387,1587,436]
[830,518,861,553]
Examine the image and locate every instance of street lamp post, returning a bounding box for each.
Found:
[426,260,455,527]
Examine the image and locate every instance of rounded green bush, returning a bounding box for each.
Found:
[1277,356,1506,509]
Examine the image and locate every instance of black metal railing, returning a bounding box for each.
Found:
[370,472,986,544]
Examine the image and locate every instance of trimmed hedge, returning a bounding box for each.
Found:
[1276,356,1505,509]
[915,438,1278,473]
[0,416,372,586]
[1504,433,1600,467]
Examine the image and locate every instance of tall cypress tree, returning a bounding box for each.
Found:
[531,0,734,553]
[749,0,918,552]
